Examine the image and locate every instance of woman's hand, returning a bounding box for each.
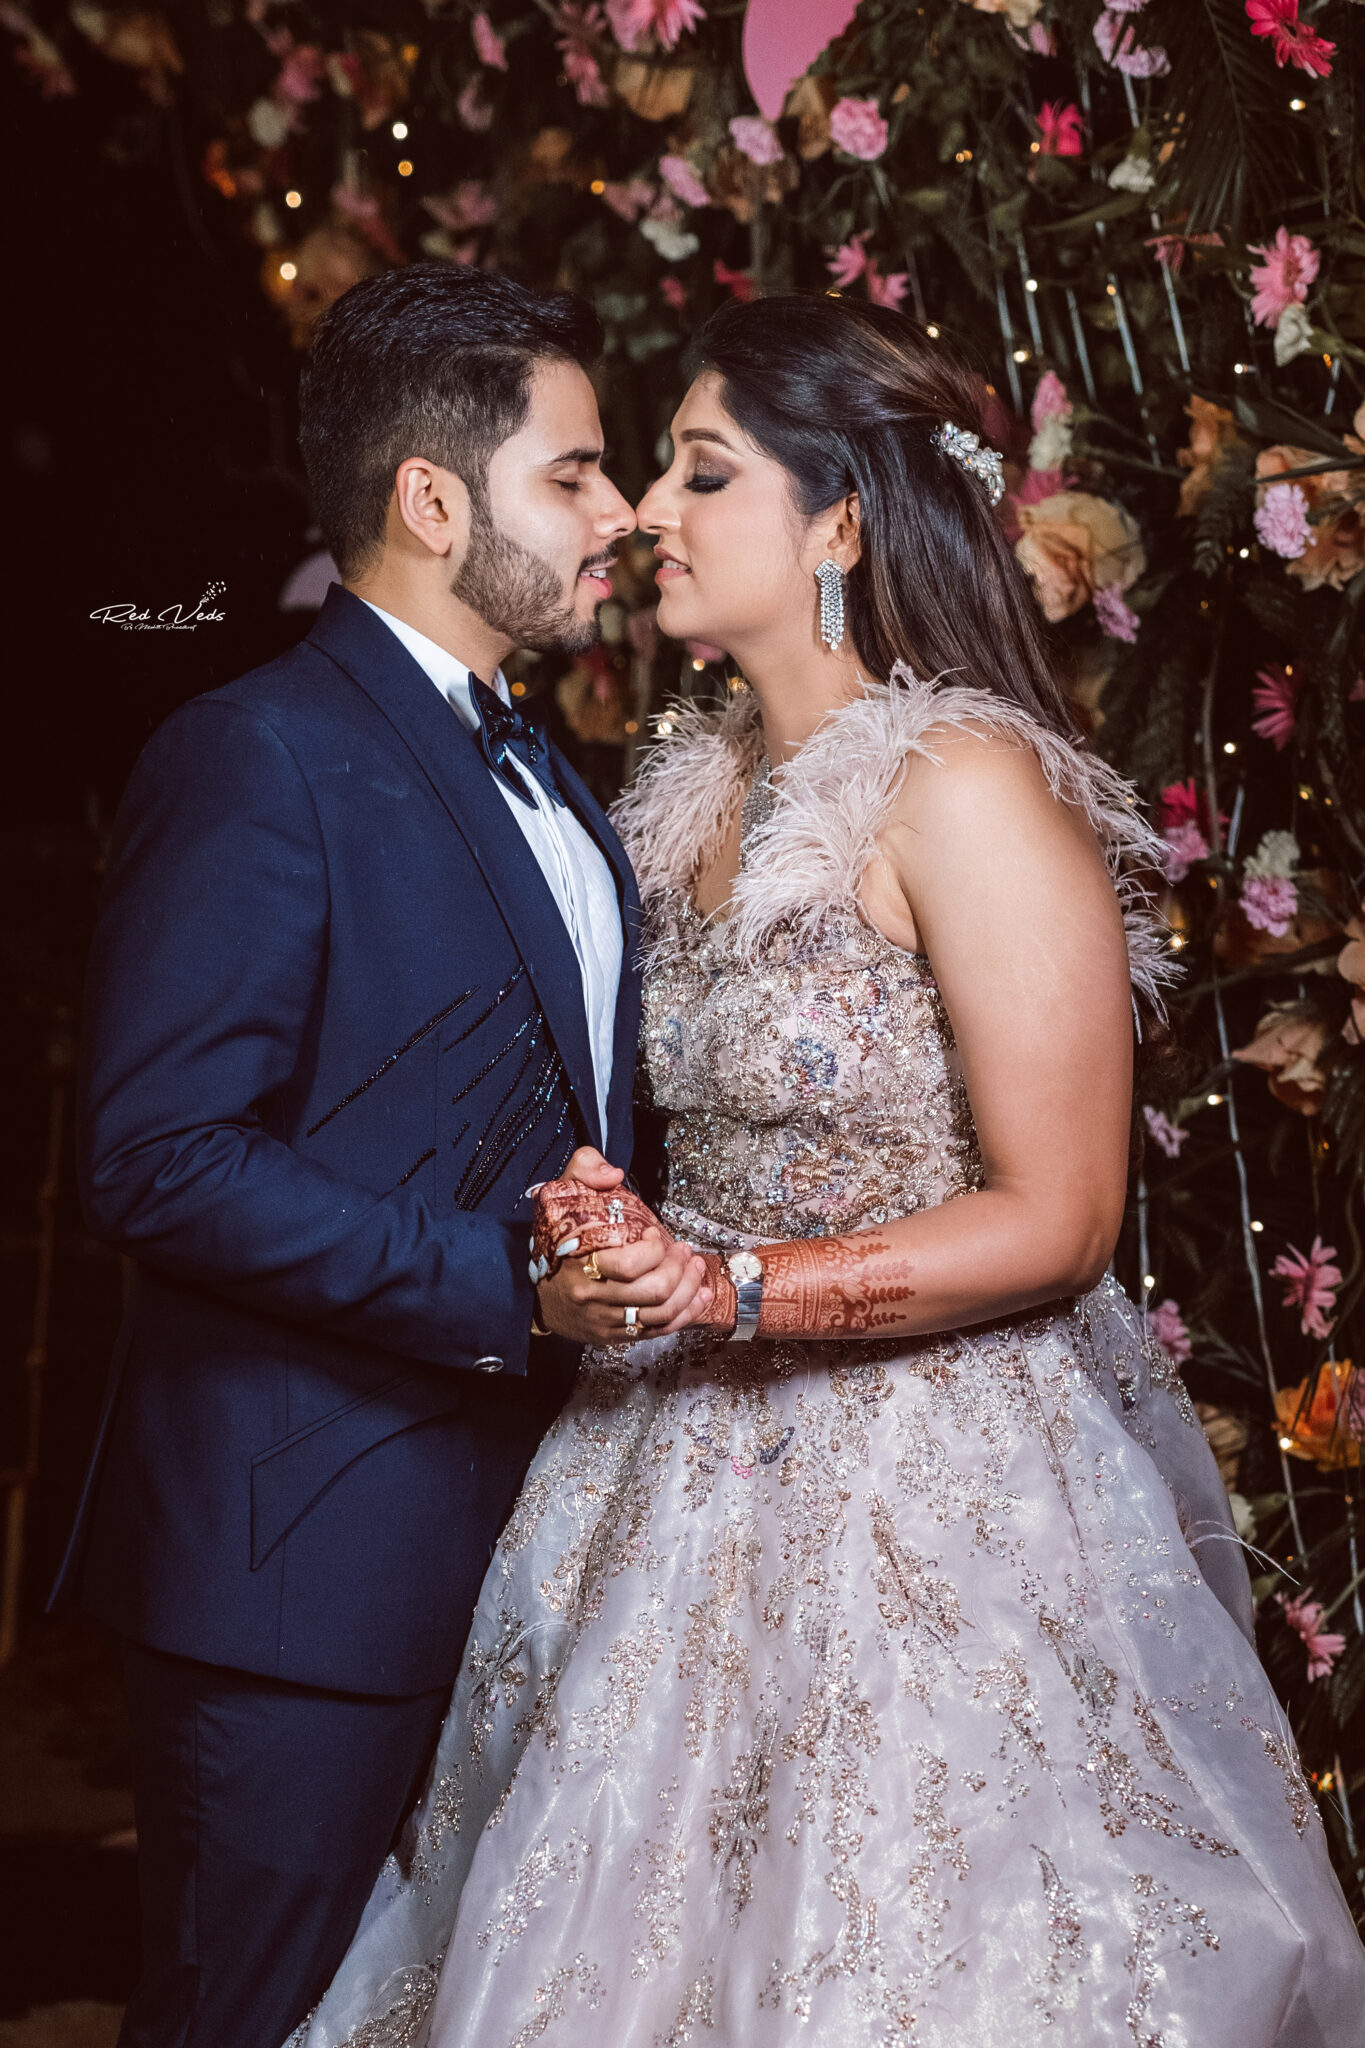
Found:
[531,1150,715,1344]
[529,1154,660,1280]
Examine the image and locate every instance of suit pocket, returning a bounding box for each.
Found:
[249,1369,466,1568]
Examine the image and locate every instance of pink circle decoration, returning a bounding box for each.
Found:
[741,0,860,123]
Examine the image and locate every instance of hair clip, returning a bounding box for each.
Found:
[931,421,1006,507]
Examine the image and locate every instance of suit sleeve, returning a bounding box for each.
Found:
[78,697,532,1377]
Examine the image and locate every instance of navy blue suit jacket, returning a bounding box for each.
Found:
[54,583,642,1695]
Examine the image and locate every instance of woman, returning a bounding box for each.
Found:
[290,297,1365,2046]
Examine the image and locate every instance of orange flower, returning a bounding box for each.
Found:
[1274,1361,1362,1470]
[1255,405,1365,592]
[1176,396,1239,517]
[1014,492,1144,622]
[1230,1003,1329,1114]
[264,225,383,349]
[1338,905,1365,1043]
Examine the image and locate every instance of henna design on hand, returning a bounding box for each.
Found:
[757,1235,917,1337]
[693,1234,917,1340]
[530,1179,664,1281]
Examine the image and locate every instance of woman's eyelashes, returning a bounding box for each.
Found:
[683,470,730,494]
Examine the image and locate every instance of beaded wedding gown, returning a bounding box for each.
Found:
[291,674,1365,2048]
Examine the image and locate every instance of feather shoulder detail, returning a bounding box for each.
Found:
[724,664,1178,1021]
[610,689,764,902]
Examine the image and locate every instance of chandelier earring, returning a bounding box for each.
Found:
[814,558,846,652]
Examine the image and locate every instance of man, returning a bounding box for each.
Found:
[53,263,708,2048]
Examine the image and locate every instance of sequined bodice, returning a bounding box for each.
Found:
[643,767,984,1243]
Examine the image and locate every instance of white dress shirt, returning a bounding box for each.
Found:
[361,601,622,1145]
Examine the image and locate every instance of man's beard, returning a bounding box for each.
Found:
[452,496,608,656]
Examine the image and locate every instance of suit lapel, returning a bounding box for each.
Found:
[551,746,643,1168]
[307,584,605,1152]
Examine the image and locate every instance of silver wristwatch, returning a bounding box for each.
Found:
[726,1250,764,1342]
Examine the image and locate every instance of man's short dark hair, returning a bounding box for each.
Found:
[298,263,603,579]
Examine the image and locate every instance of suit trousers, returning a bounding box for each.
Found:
[117,1638,450,2048]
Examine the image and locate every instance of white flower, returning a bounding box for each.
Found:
[247,96,293,149]
[251,200,284,247]
[1228,1492,1256,1541]
[1028,412,1074,472]
[639,216,700,262]
[1273,300,1315,367]
[1108,152,1155,193]
[1245,829,1300,881]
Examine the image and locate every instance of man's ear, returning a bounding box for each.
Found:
[390,456,472,562]
[807,490,862,574]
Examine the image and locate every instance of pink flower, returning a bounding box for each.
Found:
[1159,779,1202,831]
[660,276,687,311]
[1143,1106,1188,1159]
[1015,467,1065,507]
[1031,370,1072,430]
[1273,1236,1342,1340]
[1093,7,1170,75]
[868,267,909,309]
[555,3,610,104]
[1255,481,1312,558]
[1036,101,1084,157]
[1241,873,1299,935]
[331,187,405,265]
[1279,1592,1346,1681]
[1251,665,1302,750]
[729,115,784,166]
[422,181,498,233]
[471,12,508,67]
[824,234,906,309]
[599,177,654,221]
[273,42,325,106]
[1246,0,1335,78]
[1158,783,1217,880]
[1146,230,1223,274]
[457,79,493,130]
[1148,1298,1192,1365]
[1248,226,1319,329]
[826,233,871,288]
[829,96,889,162]
[606,0,706,53]
[713,259,755,302]
[1162,821,1209,883]
[658,153,710,208]
[1094,584,1140,642]
[565,47,608,103]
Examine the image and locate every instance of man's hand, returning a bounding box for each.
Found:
[536,1231,714,1345]
[529,1150,713,1344]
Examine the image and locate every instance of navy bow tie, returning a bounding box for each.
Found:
[468,673,564,810]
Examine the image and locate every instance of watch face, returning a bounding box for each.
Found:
[728,1250,763,1285]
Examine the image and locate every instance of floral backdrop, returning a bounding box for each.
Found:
[7,0,1365,1921]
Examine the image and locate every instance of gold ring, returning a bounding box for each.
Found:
[581,1252,604,1283]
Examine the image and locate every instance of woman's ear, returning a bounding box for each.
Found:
[809,491,862,573]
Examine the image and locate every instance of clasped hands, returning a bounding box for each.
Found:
[529,1147,732,1346]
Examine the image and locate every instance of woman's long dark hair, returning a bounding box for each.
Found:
[685,294,1182,1158]
[684,294,1076,739]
